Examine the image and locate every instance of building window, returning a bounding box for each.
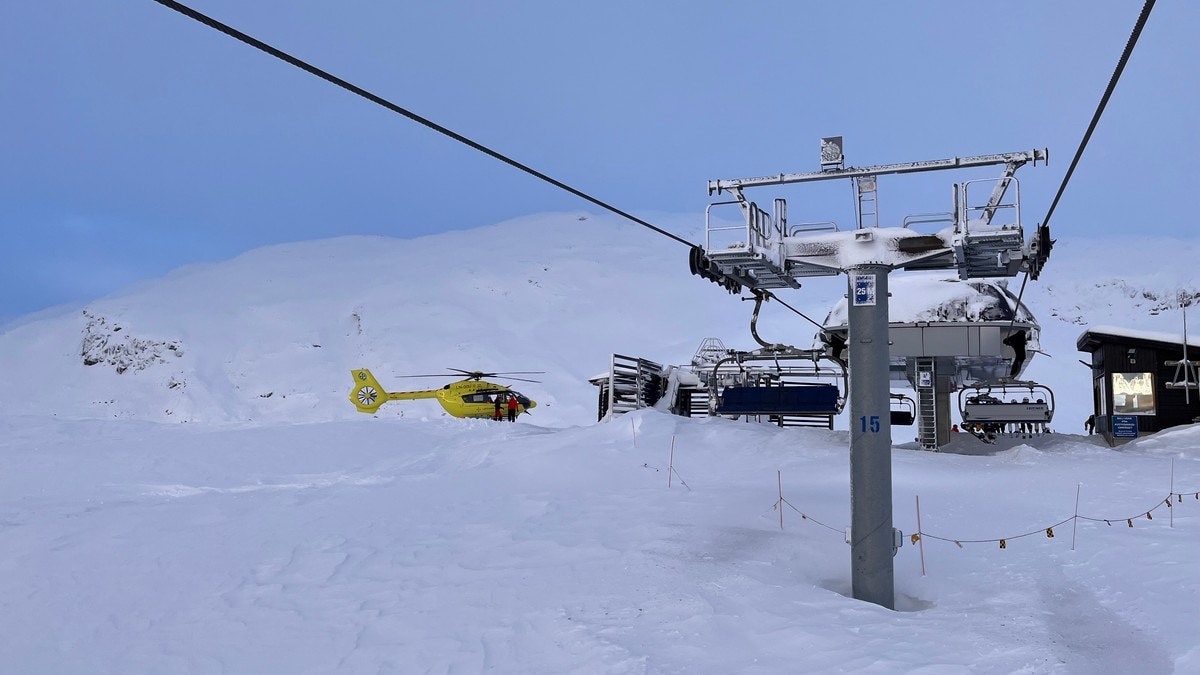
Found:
[1112,372,1155,415]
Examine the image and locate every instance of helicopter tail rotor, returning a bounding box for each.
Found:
[349,368,387,414]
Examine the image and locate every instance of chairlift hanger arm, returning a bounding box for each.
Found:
[707,149,1048,196]
[745,291,792,352]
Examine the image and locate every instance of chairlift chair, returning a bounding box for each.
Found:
[889,393,916,426]
[707,348,846,428]
[959,379,1054,435]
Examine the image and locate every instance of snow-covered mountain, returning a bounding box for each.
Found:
[0,213,745,426]
[3,215,1200,673]
[1,215,1196,434]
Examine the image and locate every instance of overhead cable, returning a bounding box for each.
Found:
[150,0,694,248]
[1010,0,1154,333]
[764,292,826,331]
[1040,0,1156,231]
[149,1,850,328]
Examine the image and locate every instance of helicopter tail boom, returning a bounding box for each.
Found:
[350,368,441,414]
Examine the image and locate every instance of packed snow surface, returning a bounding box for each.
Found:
[1,412,1197,673]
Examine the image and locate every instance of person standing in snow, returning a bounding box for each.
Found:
[507,393,519,422]
[493,395,504,421]
[1085,414,1095,434]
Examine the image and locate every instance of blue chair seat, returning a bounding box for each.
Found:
[717,385,839,415]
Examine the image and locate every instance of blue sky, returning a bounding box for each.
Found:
[2,0,1195,324]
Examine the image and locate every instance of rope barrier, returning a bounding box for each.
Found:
[1075,493,1177,525]
[769,474,1197,552]
[917,517,1075,549]
[913,487,1196,550]
[779,498,844,535]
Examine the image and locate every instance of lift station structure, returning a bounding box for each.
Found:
[821,275,1050,449]
[693,138,1053,610]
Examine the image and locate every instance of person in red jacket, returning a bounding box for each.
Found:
[507,393,519,422]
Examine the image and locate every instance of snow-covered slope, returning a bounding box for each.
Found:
[0,216,1196,434]
[1,408,1197,672]
[0,214,758,426]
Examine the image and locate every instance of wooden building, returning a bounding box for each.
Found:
[1077,325,1200,445]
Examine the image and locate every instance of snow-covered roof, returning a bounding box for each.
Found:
[1077,325,1200,351]
[823,275,1038,327]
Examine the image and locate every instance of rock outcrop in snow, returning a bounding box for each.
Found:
[80,310,183,374]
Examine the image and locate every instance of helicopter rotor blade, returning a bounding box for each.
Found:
[446,368,545,381]
[446,368,494,380]
[393,373,460,379]
[390,368,545,383]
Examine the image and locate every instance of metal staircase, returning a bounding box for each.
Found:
[915,358,938,449]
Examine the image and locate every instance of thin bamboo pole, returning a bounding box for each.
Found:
[778,471,784,530]
[1071,484,1081,551]
[915,495,927,577]
[668,435,675,488]
[1170,459,1175,528]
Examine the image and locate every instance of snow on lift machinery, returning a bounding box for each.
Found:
[710,291,847,423]
[958,379,1054,430]
[690,141,1052,611]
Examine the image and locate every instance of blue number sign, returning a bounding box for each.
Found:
[859,415,881,433]
[852,273,876,306]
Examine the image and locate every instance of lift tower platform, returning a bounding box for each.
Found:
[692,138,1052,610]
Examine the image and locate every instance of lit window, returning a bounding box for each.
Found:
[1112,372,1155,415]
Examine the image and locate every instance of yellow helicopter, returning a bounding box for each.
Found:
[349,368,540,419]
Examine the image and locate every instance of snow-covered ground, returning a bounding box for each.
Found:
[0,411,1196,673]
[1,214,1198,672]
